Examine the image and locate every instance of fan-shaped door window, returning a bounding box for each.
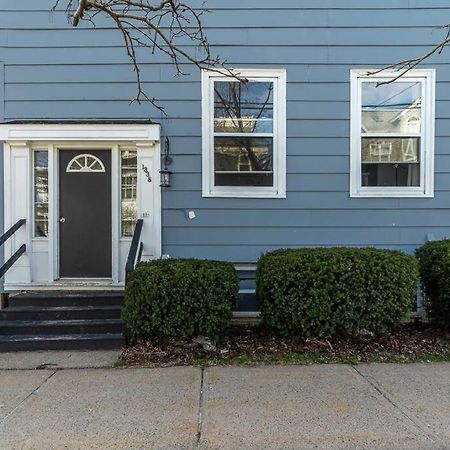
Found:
[66,154,106,173]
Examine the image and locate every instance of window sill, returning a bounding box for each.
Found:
[202,190,286,199]
[350,189,434,198]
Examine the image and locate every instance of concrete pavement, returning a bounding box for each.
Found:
[0,350,121,370]
[0,359,449,449]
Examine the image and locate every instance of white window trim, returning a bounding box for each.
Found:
[350,68,435,198]
[202,68,286,198]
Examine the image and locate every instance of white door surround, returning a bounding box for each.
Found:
[0,123,162,291]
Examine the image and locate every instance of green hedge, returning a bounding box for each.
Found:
[257,248,419,339]
[416,240,450,327]
[123,258,239,340]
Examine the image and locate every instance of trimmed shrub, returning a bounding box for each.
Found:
[122,258,239,340]
[416,240,450,327]
[257,248,419,339]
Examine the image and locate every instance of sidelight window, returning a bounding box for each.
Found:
[121,149,137,237]
[202,69,286,198]
[350,69,435,197]
[33,150,49,237]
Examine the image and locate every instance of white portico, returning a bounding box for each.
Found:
[0,122,161,291]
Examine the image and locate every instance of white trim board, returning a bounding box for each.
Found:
[0,123,160,143]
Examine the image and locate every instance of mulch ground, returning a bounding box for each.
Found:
[119,322,450,367]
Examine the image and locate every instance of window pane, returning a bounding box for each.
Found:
[121,150,137,237]
[362,163,420,187]
[361,137,419,163]
[34,151,48,237]
[214,137,273,187]
[214,81,273,133]
[362,82,421,133]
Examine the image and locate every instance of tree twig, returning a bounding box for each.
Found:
[58,0,240,111]
[368,25,450,85]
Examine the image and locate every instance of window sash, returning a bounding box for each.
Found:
[359,76,425,189]
[211,79,276,189]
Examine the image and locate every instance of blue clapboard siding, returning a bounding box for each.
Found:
[2,0,450,275]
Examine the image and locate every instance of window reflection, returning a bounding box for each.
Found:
[121,150,137,237]
[361,82,421,134]
[214,81,273,133]
[361,138,419,163]
[360,81,422,187]
[213,80,274,187]
[34,151,49,237]
[214,137,273,186]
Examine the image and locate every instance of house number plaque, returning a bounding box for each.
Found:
[142,164,152,182]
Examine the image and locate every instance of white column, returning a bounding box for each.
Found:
[4,142,32,286]
[137,142,162,260]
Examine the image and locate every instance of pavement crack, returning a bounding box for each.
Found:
[196,366,206,446]
[0,370,57,427]
[352,365,437,444]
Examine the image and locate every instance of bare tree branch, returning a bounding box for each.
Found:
[368,25,450,85]
[73,0,89,26]
[58,0,240,112]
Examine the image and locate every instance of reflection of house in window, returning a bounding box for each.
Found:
[214,138,273,186]
[406,115,420,132]
[369,142,392,161]
[359,81,422,188]
[238,152,251,172]
[402,137,418,161]
[214,116,258,133]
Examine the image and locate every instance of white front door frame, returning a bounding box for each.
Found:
[1,124,161,291]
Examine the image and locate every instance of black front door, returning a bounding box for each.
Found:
[59,150,112,278]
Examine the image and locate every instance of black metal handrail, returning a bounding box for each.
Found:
[0,244,26,279]
[0,219,26,279]
[125,219,144,275]
[0,219,26,247]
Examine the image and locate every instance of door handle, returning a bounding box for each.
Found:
[59,218,66,223]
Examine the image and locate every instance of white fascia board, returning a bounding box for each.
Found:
[0,123,161,143]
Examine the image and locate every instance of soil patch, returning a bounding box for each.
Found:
[119,322,450,367]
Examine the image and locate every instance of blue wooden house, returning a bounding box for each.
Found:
[0,0,445,349]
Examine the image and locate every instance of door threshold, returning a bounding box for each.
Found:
[54,278,121,288]
[57,278,114,284]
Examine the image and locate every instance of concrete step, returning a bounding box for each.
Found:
[0,333,125,352]
[0,305,123,321]
[0,319,123,335]
[8,292,124,307]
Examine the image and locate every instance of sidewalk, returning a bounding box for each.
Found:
[0,352,449,449]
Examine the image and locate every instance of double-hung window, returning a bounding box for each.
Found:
[350,69,435,197]
[202,69,286,198]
